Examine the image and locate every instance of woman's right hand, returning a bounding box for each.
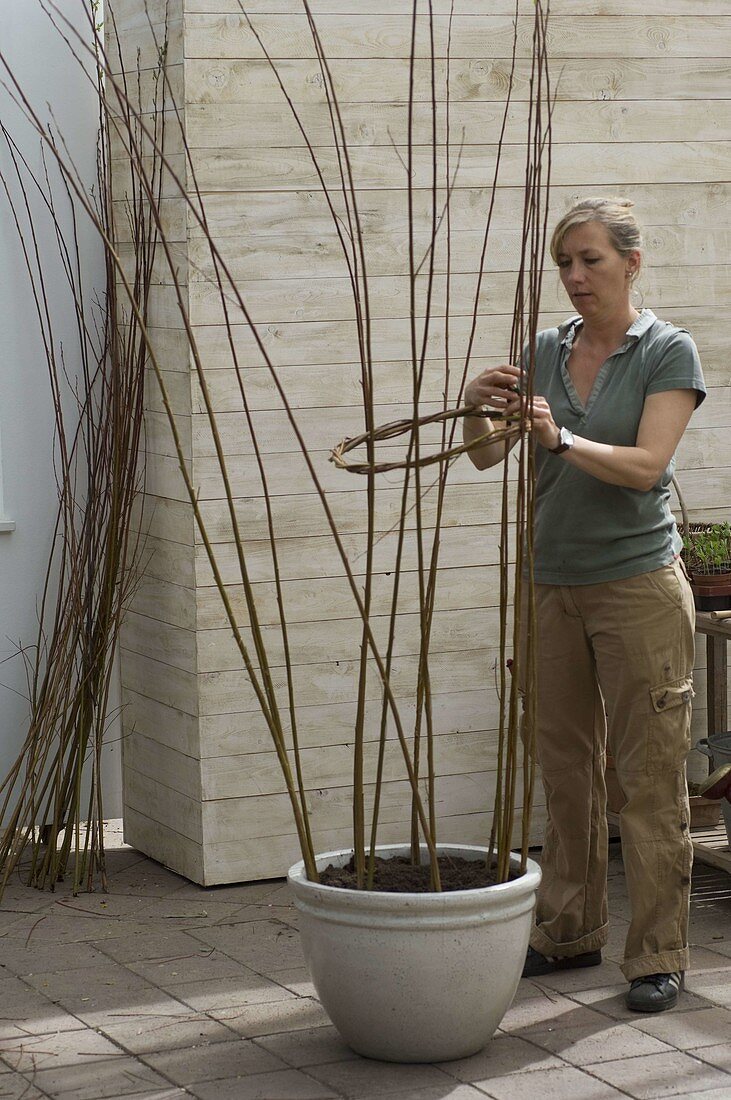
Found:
[464,364,524,416]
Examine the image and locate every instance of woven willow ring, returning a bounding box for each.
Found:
[329,405,524,475]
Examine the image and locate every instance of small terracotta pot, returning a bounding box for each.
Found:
[689,570,731,612]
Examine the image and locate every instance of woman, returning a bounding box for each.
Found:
[464,197,706,1013]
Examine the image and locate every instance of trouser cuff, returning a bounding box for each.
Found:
[530,923,608,959]
[622,948,690,982]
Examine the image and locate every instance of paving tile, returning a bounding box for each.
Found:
[132,897,243,927]
[91,930,208,966]
[0,1072,46,1099]
[30,1054,171,1099]
[169,971,296,1012]
[48,894,154,920]
[187,1068,338,1099]
[0,886,59,914]
[684,971,731,1007]
[629,1005,731,1051]
[474,1064,628,1099]
[168,880,282,905]
[207,902,299,927]
[187,920,306,974]
[141,1037,287,1084]
[296,1060,455,1098]
[126,947,247,987]
[0,1026,123,1073]
[499,990,610,1034]
[2,914,159,946]
[585,1050,731,1099]
[0,938,113,976]
[521,1018,674,1066]
[692,1043,731,1074]
[99,1014,236,1055]
[436,1033,564,1081]
[22,965,192,1026]
[254,1024,359,1067]
[686,946,731,974]
[0,975,83,1040]
[211,997,331,1039]
[269,967,317,998]
[104,864,189,897]
[354,1088,489,1100]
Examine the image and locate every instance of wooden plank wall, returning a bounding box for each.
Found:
[116,0,731,884]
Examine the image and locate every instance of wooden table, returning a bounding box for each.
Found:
[691,613,731,873]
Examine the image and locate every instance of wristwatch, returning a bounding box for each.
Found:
[549,426,575,455]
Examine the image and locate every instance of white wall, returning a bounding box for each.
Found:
[0,0,122,819]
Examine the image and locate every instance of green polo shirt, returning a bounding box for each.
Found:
[527,309,706,585]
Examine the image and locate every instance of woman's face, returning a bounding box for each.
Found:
[556,220,640,322]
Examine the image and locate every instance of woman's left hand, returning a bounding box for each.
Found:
[527,395,561,451]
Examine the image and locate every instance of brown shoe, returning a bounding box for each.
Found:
[698,763,731,802]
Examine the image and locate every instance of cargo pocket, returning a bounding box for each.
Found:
[647,677,694,774]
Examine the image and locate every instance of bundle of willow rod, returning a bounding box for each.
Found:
[1,0,551,893]
[0,23,162,894]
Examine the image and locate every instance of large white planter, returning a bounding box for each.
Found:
[288,843,541,1062]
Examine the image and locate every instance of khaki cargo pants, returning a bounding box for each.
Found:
[523,558,695,981]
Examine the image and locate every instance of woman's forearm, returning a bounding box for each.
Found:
[463,414,514,470]
[557,435,664,492]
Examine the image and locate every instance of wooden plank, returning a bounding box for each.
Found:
[122,687,201,757]
[199,729,505,800]
[186,2,731,15]
[123,731,203,799]
[124,767,204,841]
[186,185,731,240]
[193,604,503,673]
[190,141,731,193]
[123,805,204,883]
[196,645,506,714]
[185,99,731,150]
[185,15,731,62]
[183,304,731,377]
[197,769,528,841]
[692,824,731,874]
[186,56,731,106]
[184,225,731,283]
[706,635,729,740]
[120,659,725,762]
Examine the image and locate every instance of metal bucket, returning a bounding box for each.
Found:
[696,733,731,848]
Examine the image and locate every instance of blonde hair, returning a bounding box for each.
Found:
[550,197,643,273]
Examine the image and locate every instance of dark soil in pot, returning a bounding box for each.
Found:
[319,854,522,892]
